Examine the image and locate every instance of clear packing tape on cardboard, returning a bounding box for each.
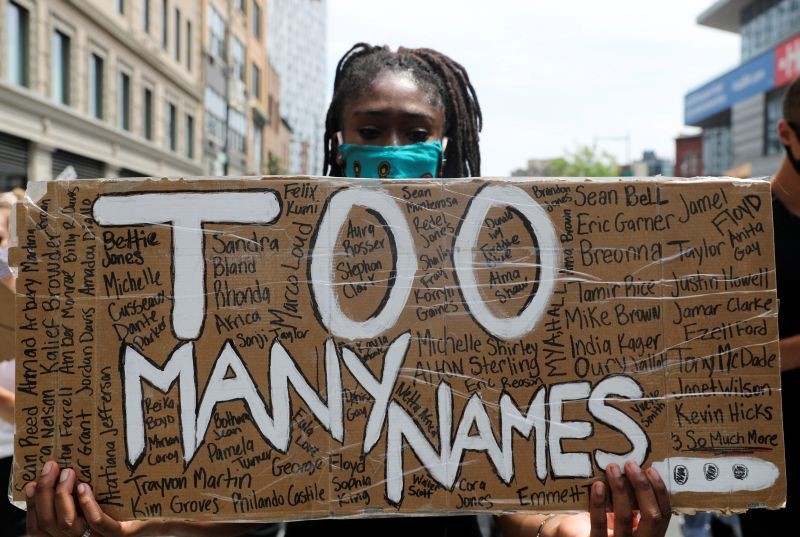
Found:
[7,176,787,520]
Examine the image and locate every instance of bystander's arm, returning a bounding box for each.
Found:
[0,386,12,424]
[149,521,265,537]
[780,334,800,371]
[497,514,564,537]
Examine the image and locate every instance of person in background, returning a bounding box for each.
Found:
[737,75,800,537]
[0,196,15,289]
[0,191,23,535]
[23,44,670,537]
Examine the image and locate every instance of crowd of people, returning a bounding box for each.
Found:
[0,43,798,537]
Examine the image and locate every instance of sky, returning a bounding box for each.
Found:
[327,0,740,176]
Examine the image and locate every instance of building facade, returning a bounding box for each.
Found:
[674,134,704,177]
[0,0,203,189]
[265,59,291,173]
[246,0,268,175]
[684,0,800,177]
[203,0,257,176]
[267,0,326,175]
[510,158,557,177]
[620,150,674,177]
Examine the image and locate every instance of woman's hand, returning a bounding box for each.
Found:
[584,461,671,537]
[24,461,259,537]
[25,461,154,537]
[498,461,671,537]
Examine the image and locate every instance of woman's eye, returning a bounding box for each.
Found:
[358,127,380,139]
[408,130,430,143]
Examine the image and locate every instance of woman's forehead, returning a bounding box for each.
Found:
[349,70,441,111]
[360,71,438,106]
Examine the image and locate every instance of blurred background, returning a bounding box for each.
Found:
[0,2,796,536]
[0,0,796,183]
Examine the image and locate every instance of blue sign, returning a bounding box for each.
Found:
[684,49,776,125]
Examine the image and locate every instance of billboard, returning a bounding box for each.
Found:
[685,51,775,125]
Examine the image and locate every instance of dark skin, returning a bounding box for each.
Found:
[335,70,445,164]
[24,70,670,537]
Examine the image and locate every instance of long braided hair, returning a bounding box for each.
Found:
[323,43,482,178]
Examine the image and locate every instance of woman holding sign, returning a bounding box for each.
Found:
[320,42,672,537]
[22,44,671,537]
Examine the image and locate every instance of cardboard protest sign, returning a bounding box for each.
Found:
[9,177,785,520]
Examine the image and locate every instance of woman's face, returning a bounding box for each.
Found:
[339,71,445,147]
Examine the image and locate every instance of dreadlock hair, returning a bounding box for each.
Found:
[323,43,482,178]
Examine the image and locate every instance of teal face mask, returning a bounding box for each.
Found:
[339,140,443,179]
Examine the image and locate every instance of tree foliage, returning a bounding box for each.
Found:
[267,155,288,175]
[549,145,620,177]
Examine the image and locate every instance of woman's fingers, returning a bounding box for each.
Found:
[33,461,60,536]
[55,468,89,537]
[25,482,40,537]
[78,483,125,537]
[625,462,668,536]
[646,467,670,521]
[607,463,634,537]
[588,481,608,537]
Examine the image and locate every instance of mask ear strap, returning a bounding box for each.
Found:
[438,137,449,178]
[335,132,344,166]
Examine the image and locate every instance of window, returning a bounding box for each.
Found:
[118,72,130,131]
[161,0,168,49]
[116,0,124,14]
[231,37,244,81]
[236,0,245,12]
[52,30,70,105]
[207,5,224,58]
[252,63,260,98]
[6,2,29,87]
[702,125,731,175]
[142,0,150,32]
[228,108,247,153]
[253,120,263,173]
[252,1,261,39]
[204,86,226,141]
[89,54,103,119]
[167,102,177,151]
[186,21,192,71]
[185,114,194,158]
[143,88,153,140]
[741,0,800,60]
[174,8,181,61]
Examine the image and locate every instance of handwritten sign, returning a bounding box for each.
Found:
[10,177,785,520]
